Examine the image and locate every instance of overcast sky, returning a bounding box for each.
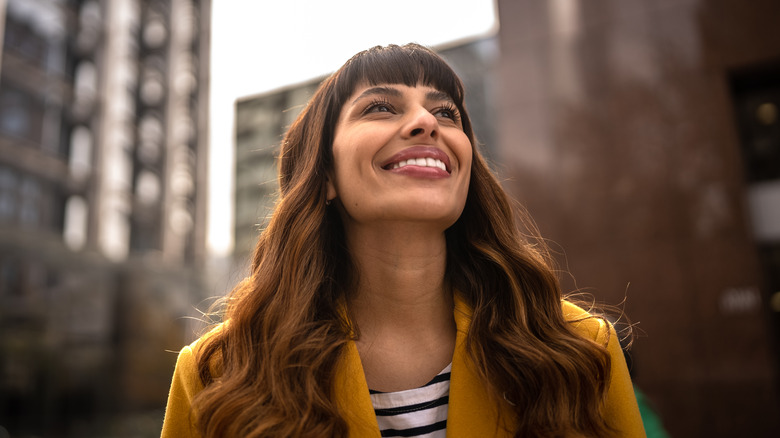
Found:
[208,0,498,256]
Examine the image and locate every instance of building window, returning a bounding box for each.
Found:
[18,177,41,226]
[0,166,19,222]
[0,86,45,144]
[2,14,47,67]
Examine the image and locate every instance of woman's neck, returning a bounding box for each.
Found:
[346,221,451,325]
[345,222,456,392]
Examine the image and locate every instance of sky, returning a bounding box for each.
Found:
[208,0,498,256]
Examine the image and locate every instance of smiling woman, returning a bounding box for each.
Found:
[161,44,646,438]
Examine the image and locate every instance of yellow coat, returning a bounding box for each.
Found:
[161,297,646,437]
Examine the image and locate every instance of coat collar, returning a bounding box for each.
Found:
[334,295,514,438]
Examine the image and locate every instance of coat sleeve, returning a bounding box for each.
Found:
[160,345,203,438]
[563,301,646,437]
[598,319,647,437]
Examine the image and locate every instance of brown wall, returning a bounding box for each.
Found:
[495,1,780,436]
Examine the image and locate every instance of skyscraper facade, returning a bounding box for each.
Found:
[0,0,211,435]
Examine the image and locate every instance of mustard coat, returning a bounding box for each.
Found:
[161,297,646,437]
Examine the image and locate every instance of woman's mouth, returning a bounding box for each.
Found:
[387,157,448,172]
[381,146,453,174]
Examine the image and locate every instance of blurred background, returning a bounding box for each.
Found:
[1,0,779,437]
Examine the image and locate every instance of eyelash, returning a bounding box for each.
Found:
[363,99,394,115]
[362,99,461,123]
[435,103,461,122]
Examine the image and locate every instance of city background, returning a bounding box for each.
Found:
[1,0,779,437]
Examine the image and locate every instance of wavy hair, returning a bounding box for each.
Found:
[192,43,614,437]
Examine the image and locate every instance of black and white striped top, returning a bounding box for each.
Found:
[369,364,451,438]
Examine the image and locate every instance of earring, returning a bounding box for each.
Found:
[325,199,331,206]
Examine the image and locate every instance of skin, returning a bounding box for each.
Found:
[327,83,472,392]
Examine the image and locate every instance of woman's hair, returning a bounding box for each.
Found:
[193,43,613,437]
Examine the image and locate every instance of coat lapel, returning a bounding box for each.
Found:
[334,339,381,438]
[447,296,514,438]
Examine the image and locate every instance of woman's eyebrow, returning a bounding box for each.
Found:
[426,89,455,105]
[349,86,455,106]
[350,86,402,105]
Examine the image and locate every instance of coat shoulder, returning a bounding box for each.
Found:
[160,322,229,438]
[561,300,609,344]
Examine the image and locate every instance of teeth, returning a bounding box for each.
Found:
[391,158,447,171]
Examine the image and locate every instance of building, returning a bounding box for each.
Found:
[0,0,211,436]
[234,79,320,258]
[495,0,780,436]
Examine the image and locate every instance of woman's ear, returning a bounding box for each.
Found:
[326,175,337,202]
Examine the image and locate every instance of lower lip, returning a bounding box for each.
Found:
[386,165,450,179]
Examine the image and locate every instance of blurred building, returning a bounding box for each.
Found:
[233,37,500,261]
[495,0,780,436]
[0,0,210,436]
[233,79,319,259]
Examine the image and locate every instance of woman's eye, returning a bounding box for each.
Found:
[435,106,460,121]
[364,100,394,114]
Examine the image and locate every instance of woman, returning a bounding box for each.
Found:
[161,43,645,437]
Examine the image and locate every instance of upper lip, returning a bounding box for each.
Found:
[380,146,452,173]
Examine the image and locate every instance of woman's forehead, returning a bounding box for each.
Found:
[345,81,455,103]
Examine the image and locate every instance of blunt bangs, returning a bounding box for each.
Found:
[331,44,468,122]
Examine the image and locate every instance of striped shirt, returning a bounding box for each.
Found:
[369,364,451,438]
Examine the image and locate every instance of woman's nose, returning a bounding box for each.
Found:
[403,107,438,139]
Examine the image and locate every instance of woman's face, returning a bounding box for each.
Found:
[327,82,472,230]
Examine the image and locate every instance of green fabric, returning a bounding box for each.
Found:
[634,385,671,438]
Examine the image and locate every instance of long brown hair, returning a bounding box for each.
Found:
[193,43,613,437]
